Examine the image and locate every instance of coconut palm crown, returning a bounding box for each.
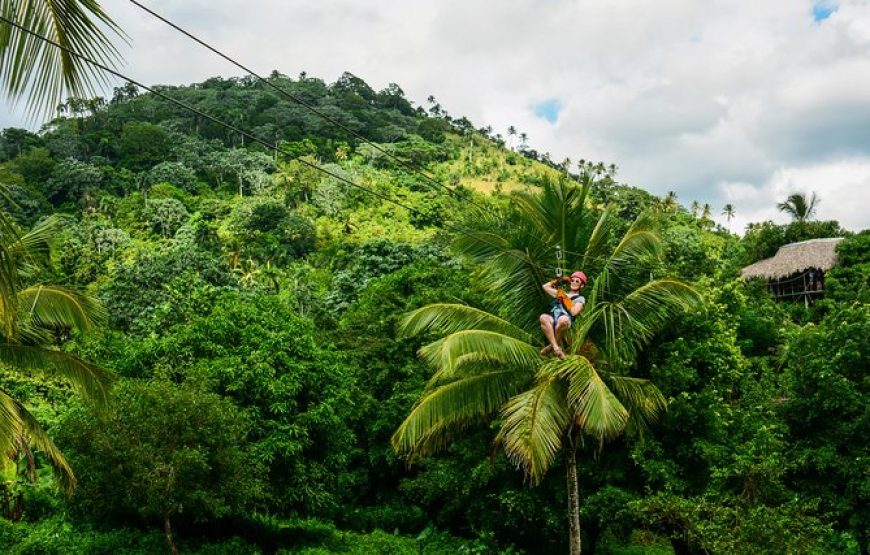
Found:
[777,192,819,224]
[392,176,700,552]
[0,213,112,493]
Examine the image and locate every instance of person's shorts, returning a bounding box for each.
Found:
[549,308,573,330]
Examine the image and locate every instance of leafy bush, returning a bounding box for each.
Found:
[55,380,262,533]
[634,493,849,554]
[99,241,235,333]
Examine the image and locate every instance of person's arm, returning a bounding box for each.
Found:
[569,296,585,317]
[542,279,559,298]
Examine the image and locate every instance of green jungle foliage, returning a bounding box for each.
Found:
[0,72,865,554]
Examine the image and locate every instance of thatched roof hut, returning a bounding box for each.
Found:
[741,238,844,280]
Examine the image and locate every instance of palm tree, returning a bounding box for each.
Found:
[701,203,713,229]
[0,213,112,499]
[0,0,125,118]
[659,191,678,213]
[722,204,735,231]
[690,200,700,218]
[507,125,517,150]
[392,177,700,554]
[777,192,819,223]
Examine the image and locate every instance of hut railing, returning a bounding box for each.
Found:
[766,270,825,305]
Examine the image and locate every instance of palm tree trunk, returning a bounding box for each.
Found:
[566,433,582,555]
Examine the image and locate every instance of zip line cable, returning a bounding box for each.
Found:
[0,15,560,278]
[124,0,561,256]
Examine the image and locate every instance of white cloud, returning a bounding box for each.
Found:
[717,157,870,233]
[2,0,869,231]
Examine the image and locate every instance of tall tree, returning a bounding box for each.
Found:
[0,0,125,118]
[393,177,700,554]
[663,191,679,213]
[701,203,713,229]
[777,192,819,223]
[722,203,735,231]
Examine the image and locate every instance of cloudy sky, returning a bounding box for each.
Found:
[3,0,869,232]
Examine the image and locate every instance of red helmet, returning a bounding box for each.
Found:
[570,271,587,285]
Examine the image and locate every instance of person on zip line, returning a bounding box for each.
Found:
[539,271,587,359]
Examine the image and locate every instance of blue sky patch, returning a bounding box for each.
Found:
[813,2,836,22]
[533,99,563,124]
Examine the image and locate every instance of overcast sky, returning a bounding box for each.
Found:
[2,0,869,233]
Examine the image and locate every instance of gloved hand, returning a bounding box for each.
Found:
[556,289,574,310]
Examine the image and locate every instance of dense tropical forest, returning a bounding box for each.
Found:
[0,72,867,554]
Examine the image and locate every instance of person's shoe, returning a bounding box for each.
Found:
[553,346,565,359]
[540,345,553,355]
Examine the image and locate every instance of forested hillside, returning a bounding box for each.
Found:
[0,72,867,554]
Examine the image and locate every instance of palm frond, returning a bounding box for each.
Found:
[418,329,540,375]
[0,0,126,118]
[577,279,700,367]
[453,229,516,266]
[400,303,534,343]
[0,344,113,406]
[16,284,106,331]
[0,388,19,455]
[0,234,20,338]
[0,388,75,493]
[6,215,63,268]
[603,373,667,432]
[544,356,628,442]
[392,368,527,458]
[496,376,570,484]
[594,224,661,299]
[582,205,620,272]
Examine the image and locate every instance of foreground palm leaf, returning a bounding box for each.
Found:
[0,0,125,118]
[0,212,112,493]
[496,376,569,483]
[0,388,75,492]
[394,177,701,554]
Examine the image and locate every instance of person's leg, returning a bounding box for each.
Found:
[554,316,571,358]
[539,314,558,354]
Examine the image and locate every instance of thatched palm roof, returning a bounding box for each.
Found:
[741,238,844,280]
